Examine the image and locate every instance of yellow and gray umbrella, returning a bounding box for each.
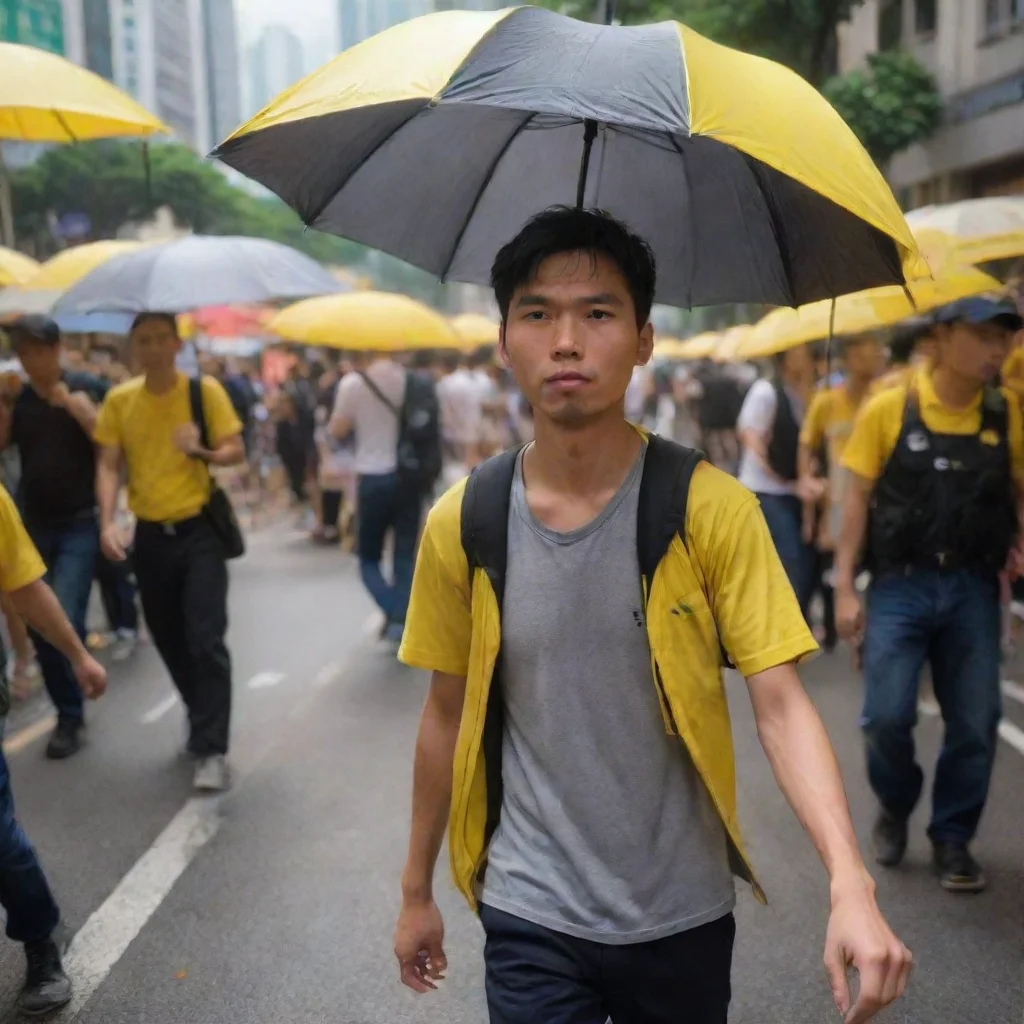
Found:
[215,7,922,309]
[0,247,40,287]
[906,198,1024,267]
[269,292,461,352]
[451,312,500,349]
[737,266,1003,361]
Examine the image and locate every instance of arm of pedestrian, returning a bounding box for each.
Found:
[7,580,107,699]
[328,412,353,441]
[746,662,912,1024]
[63,389,100,437]
[96,444,127,562]
[201,431,245,469]
[834,471,872,641]
[0,401,11,452]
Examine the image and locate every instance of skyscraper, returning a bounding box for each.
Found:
[337,0,431,52]
[249,24,304,115]
[203,0,241,146]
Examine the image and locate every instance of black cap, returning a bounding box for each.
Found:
[7,314,61,345]
[933,296,1023,332]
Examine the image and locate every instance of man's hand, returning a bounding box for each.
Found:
[48,382,71,408]
[825,881,913,1023]
[836,587,864,643]
[796,475,827,504]
[72,652,107,700]
[101,523,128,563]
[394,897,447,994]
[172,422,202,457]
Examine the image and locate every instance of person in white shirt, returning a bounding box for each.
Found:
[330,357,421,644]
[435,354,479,471]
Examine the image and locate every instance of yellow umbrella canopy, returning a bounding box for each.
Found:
[652,337,687,360]
[215,7,923,309]
[0,241,144,316]
[712,325,752,363]
[269,292,461,351]
[451,312,500,349]
[673,331,719,360]
[906,198,1024,268]
[0,247,40,286]
[738,266,1004,361]
[0,42,170,142]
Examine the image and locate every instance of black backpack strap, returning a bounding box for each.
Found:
[188,376,212,452]
[980,384,1008,437]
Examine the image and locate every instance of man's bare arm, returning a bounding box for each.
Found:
[96,444,123,532]
[834,471,872,595]
[204,433,245,468]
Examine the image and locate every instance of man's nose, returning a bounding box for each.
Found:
[551,316,582,357]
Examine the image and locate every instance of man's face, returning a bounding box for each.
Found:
[14,339,61,385]
[844,336,884,380]
[499,250,653,427]
[131,318,181,373]
[939,320,1013,384]
[782,343,814,378]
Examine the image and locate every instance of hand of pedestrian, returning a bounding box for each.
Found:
[48,382,71,408]
[101,523,128,563]
[835,588,863,643]
[824,882,913,1023]
[796,475,826,504]
[394,897,447,994]
[173,422,202,457]
[72,652,108,700]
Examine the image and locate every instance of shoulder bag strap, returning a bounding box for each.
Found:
[357,370,402,418]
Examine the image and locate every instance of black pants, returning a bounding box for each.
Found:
[133,518,232,756]
[480,905,735,1024]
[321,490,343,531]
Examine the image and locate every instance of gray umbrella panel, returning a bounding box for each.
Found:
[214,7,902,309]
[52,235,343,316]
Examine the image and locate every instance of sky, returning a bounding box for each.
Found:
[235,0,336,52]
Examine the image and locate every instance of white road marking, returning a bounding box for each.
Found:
[312,661,343,690]
[918,699,940,717]
[3,714,55,754]
[58,797,221,1019]
[1000,679,1024,706]
[246,671,286,690]
[140,695,179,725]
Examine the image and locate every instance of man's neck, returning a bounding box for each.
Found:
[526,410,641,497]
[781,369,811,401]
[144,367,179,395]
[930,364,981,410]
[844,375,871,405]
[29,374,61,398]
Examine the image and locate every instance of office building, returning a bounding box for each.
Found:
[838,0,1024,204]
[1,0,64,50]
[62,0,115,78]
[249,24,304,115]
[337,0,441,51]
[203,0,241,146]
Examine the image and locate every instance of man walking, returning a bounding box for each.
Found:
[393,208,911,1024]
[0,315,107,759]
[0,481,106,1015]
[836,297,1024,892]
[95,313,243,792]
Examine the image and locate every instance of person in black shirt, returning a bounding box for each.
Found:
[0,316,108,759]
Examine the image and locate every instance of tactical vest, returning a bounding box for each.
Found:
[868,387,1017,577]
[766,381,799,482]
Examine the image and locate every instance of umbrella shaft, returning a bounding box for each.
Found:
[576,119,599,209]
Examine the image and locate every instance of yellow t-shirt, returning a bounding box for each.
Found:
[94,373,242,523]
[870,364,915,396]
[0,485,45,592]
[400,457,816,681]
[1001,346,1024,401]
[842,369,1024,487]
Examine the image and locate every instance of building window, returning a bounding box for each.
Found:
[879,0,904,50]
[915,0,937,33]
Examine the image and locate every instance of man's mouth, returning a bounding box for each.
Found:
[545,371,590,389]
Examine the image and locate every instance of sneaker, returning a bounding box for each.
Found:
[18,935,71,1018]
[45,720,83,761]
[933,841,986,893]
[110,629,138,662]
[872,809,908,867]
[193,755,230,793]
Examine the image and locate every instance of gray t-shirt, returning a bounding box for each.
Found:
[479,445,735,944]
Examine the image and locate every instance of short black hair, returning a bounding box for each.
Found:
[129,312,179,337]
[8,314,60,347]
[491,206,656,329]
[889,321,932,365]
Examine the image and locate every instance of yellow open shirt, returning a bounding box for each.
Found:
[399,458,817,910]
[94,374,242,523]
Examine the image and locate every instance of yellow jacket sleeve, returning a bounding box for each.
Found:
[0,488,45,592]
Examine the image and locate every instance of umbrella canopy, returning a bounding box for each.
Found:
[0,240,144,316]
[179,305,275,340]
[214,7,922,310]
[269,292,461,351]
[0,247,40,286]
[652,338,687,360]
[712,325,752,363]
[674,331,720,360]
[906,198,1024,267]
[52,236,342,316]
[737,266,1004,361]
[0,42,170,142]
[451,312,500,349]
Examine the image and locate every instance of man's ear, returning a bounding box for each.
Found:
[498,324,511,368]
[637,322,655,367]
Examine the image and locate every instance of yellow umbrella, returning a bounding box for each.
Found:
[673,331,719,360]
[0,241,145,316]
[269,291,461,351]
[0,247,40,286]
[451,312,500,349]
[652,337,687,360]
[737,266,1004,361]
[712,325,752,363]
[906,198,1024,268]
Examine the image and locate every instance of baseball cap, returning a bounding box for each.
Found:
[5,314,61,345]
[933,296,1023,331]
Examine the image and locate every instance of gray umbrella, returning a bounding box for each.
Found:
[53,235,342,315]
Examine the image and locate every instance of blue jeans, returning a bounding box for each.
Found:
[357,473,422,627]
[861,568,1002,843]
[480,905,734,1024]
[0,731,60,943]
[756,493,814,616]
[27,518,99,725]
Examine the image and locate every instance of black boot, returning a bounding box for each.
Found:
[45,720,83,760]
[872,809,908,867]
[933,841,986,893]
[18,936,71,1017]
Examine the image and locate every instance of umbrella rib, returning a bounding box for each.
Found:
[668,134,696,310]
[440,110,535,283]
[53,110,79,144]
[739,152,797,308]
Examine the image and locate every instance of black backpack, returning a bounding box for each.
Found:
[358,370,442,494]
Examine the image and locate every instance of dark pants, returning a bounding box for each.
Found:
[133,518,232,757]
[756,493,814,617]
[861,568,1002,843]
[0,738,59,944]
[27,518,99,726]
[96,553,139,634]
[321,490,343,532]
[357,472,422,628]
[480,906,735,1024]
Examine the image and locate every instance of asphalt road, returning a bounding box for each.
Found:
[0,530,1021,1024]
